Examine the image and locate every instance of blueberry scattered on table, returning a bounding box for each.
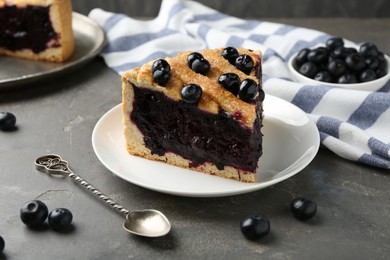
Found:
[0,112,16,131]
[294,37,388,83]
[290,197,317,220]
[20,200,49,227]
[48,208,73,231]
[0,235,4,254]
[240,214,270,240]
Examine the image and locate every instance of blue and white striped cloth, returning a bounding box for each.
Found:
[89,0,390,169]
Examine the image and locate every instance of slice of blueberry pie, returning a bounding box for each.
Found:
[0,0,74,62]
[122,47,263,182]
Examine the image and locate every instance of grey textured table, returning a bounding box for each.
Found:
[1,14,389,260]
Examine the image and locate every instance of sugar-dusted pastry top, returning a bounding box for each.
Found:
[122,48,262,127]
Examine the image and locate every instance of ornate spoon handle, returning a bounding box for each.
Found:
[35,154,129,215]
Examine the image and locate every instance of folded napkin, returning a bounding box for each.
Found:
[89,0,390,169]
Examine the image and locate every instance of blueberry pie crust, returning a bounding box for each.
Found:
[0,0,74,62]
[122,47,263,182]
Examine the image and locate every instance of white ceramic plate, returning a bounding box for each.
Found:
[92,95,320,197]
[0,13,106,90]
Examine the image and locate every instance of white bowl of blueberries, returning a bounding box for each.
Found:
[288,37,390,91]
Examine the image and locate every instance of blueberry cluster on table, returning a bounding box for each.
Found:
[151,47,264,105]
[240,197,317,240]
[0,199,74,255]
[294,37,388,84]
[20,200,73,231]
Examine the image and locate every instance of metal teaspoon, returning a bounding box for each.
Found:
[34,154,171,237]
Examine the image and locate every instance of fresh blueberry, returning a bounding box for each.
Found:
[240,214,270,240]
[359,42,379,58]
[20,200,48,227]
[0,112,16,131]
[377,52,387,67]
[294,48,310,66]
[238,79,259,103]
[359,69,377,82]
[307,47,328,64]
[187,52,203,67]
[152,59,171,85]
[331,47,347,59]
[152,59,170,73]
[298,61,318,78]
[338,73,358,84]
[290,197,317,220]
[345,53,366,71]
[314,71,333,83]
[258,88,265,102]
[191,58,211,75]
[331,46,357,60]
[0,235,4,254]
[181,84,203,104]
[235,54,254,75]
[221,47,239,65]
[327,59,347,77]
[152,70,170,86]
[376,68,387,78]
[218,73,241,95]
[326,37,344,50]
[365,57,380,70]
[377,53,388,71]
[48,208,73,231]
[345,47,358,55]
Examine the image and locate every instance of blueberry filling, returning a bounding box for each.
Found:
[0,5,59,54]
[130,87,263,172]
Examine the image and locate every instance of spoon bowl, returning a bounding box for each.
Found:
[124,209,171,237]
